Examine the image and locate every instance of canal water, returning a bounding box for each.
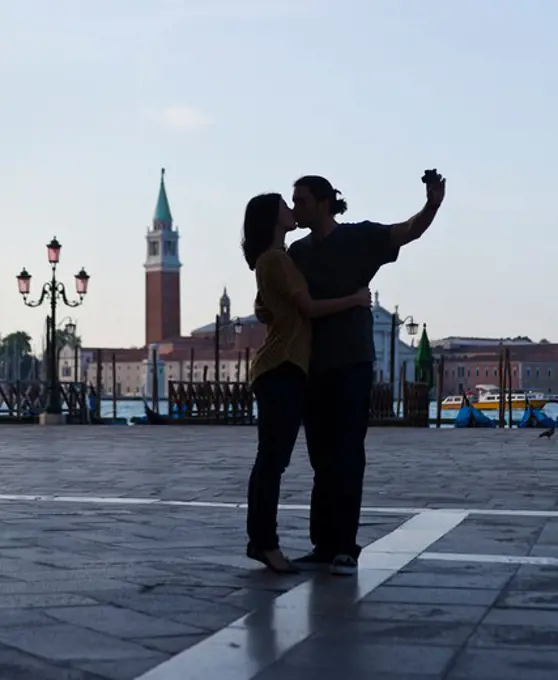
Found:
[101,400,558,427]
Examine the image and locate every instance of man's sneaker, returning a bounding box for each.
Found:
[292,552,332,571]
[330,554,358,576]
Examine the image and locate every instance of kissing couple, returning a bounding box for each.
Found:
[241,172,445,576]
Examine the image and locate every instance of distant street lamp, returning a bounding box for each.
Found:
[214,315,244,421]
[214,316,244,382]
[61,317,79,383]
[64,320,76,337]
[16,237,90,417]
[389,313,419,393]
[51,315,78,380]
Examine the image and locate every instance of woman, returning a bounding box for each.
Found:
[242,193,371,574]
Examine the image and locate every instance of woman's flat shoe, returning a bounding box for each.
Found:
[246,546,299,574]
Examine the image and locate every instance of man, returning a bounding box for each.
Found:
[256,172,446,575]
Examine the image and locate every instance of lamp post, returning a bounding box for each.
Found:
[16,237,90,419]
[389,313,419,395]
[61,318,79,383]
[214,316,244,383]
[57,317,79,416]
[214,315,243,421]
[232,318,244,382]
[214,314,220,388]
[51,315,78,380]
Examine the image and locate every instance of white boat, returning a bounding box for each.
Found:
[442,384,558,411]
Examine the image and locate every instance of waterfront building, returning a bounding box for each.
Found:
[437,343,558,395]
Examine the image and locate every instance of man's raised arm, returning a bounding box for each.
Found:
[389,171,446,248]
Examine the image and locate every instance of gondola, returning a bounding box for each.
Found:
[0,414,39,425]
[144,401,177,425]
[517,397,556,429]
[87,414,129,425]
[454,395,496,428]
[142,401,217,425]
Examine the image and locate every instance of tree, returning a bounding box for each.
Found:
[0,331,36,380]
[1,331,32,357]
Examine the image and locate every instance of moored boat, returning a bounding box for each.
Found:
[442,384,558,411]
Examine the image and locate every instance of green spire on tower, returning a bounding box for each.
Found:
[153,168,173,226]
[415,323,434,388]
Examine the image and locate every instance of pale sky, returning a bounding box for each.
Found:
[1,0,556,351]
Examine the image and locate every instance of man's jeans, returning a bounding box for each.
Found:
[304,362,372,559]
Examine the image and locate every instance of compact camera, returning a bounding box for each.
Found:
[421,169,439,186]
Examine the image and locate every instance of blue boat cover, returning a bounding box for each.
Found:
[455,404,497,428]
[517,405,556,429]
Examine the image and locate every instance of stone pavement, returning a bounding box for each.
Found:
[0,427,555,679]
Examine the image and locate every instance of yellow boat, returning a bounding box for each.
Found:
[442,385,558,411]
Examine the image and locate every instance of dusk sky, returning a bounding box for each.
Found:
[1,0,556,351]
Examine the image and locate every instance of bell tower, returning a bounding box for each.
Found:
[145,168,181,345]
[219,287,231,325]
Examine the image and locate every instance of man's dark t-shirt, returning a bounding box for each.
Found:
[288,221,400,375]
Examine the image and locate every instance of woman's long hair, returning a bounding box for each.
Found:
[242,193,281,271]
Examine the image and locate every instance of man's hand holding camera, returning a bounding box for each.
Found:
[389,168,446,247]
[422,168,446,210]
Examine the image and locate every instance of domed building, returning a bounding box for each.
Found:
[190,287,265,351]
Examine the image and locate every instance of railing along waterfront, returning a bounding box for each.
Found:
[0,380,87,422]
[165,379,431,426]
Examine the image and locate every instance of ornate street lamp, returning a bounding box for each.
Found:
[233,317,243,335]
[16,237,90,418]
[401,316,419,337]
[389,312,419,395]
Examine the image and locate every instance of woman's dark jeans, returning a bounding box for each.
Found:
[247,362,306,551]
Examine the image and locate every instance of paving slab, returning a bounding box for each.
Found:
[274,635,457,675]
[0,623,163,662]
[426,515,546,556]
[446,648,558,679]
[0,427,554,679]
[0,646,106,680]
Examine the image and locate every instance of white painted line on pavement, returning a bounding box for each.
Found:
[0,493,556,518]
[420,551,558,567]
[134,510,468,680]
[0,495,415,512]
[459,508,558,518]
